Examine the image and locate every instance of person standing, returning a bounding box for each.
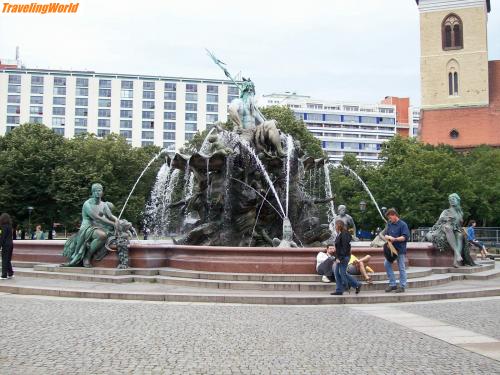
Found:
[33,225,45,240]
[331,220,362,296]
[384,208,410,293]
[0,213,15,280]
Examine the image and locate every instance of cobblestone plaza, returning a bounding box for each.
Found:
[1,294,500,374]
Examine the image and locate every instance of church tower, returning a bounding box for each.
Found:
[417,0,490,110]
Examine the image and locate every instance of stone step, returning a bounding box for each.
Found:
[13,268,454,292]
[463,268,500,280]
[32,264,433,282]
[1,281,500,305]
[430,262,494,274]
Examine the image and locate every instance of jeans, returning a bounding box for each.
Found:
[334,257,361,293]
[384,253,407,288]
[1,245,14,278]
[469,240,485,250]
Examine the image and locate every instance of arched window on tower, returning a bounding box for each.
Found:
[442,14,463,50]
[448,71,459,96]
[453,72,459,95]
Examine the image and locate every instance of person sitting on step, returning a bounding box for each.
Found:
[316,244,336,283]
[347,254,374,284]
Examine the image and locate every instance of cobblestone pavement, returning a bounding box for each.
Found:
[399,298,500,340]
[0,294,499,375]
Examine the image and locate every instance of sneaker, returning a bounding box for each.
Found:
[7,275,14,279]
[321,275,331,283]
[395,287,405,293]
[330,291,343,296]
[385,285,397,293]
[0,277,7,280]
[355,284,362,295]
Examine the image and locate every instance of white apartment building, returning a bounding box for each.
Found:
[259,93,397,164]
[0,68,239,150]
[409,106,421,137]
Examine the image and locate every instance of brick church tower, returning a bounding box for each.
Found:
[416,0,500,148]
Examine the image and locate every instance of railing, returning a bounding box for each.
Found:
[412,227,500,247]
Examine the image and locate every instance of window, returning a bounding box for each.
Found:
[53,87,66,96]
[142,141,154,146]
[97,129,110,137]
[142,121,154,129]
[30,106,43,115]
[324,114,341,122]
[206,104,218,112]
[185,103,197,112]
[343,115,358,123]
[164,102,176,110]
[164,82,176,91]
[185,123,197,132]
[98,119,110,128]
[31,76,44,85]
[143,91,155,100]
[75,108,88,116]
[76,98,88,106]
[9,75,21,84]
[361,116,377,124]
[121,100,133,108]
[76,88,88,96]
[442,14,463,50]
[6,116,20,124]
[450,129,459,139]
[75,118,87,127]
[31,96,43,104]
[99,79,111,88]
[53,128,65,136]
[164,112,176,120]
[120,110,133,118]
[228,86,239,95]
[76,78,89,87]
[30,116,43,124]
[7,105,21,114]
[121,89,133,98]
[206,94,218,103]
[98,109,111,117]
[163,122,175,130]
[143,81,155,90]
[185,113,197,121]
[163,132,175,140]
[120,120,132,128]
[8,85,21,93]
[207,85,218,94]
[98,99,111,107]
[449,71,459,96]
[52,117,65,126]
[99,89,111,97]
[8,95,20,103]
[142,131,154,139]
[164,92,176,100]
[120,130,132,139]
[378,117,395,125]
[163,142,175,150]
[206,114,218,123]
[185,133,195,141]
[53,107,65,116]
[186,84,197,92]
[75,128,87,135]
[143,101,155,109]
[121,80,133,90]
[185,93,197,102]
[142,111,154,119]
[54,77,66,86]
[31,85,44,94]
[307,113,323,122]
[53,97,66,105]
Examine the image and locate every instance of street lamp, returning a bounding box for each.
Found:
[359,201,366,240]
[27,206,34,239]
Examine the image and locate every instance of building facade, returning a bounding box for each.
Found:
[0,68,239,150]
[259,93,397,164]
[416,0,500,148]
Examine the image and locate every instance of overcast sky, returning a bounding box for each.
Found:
[1,0,499,105]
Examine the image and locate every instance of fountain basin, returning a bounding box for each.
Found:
[12,240,453,273]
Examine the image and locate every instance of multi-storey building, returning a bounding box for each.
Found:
[0,67,239,150]
[409,107,421,137]
[259,93,397,164]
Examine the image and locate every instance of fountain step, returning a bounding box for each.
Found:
[32,264,433,282]
[13,268,457,291]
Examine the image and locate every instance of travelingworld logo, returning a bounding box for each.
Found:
[2,2,79,14]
